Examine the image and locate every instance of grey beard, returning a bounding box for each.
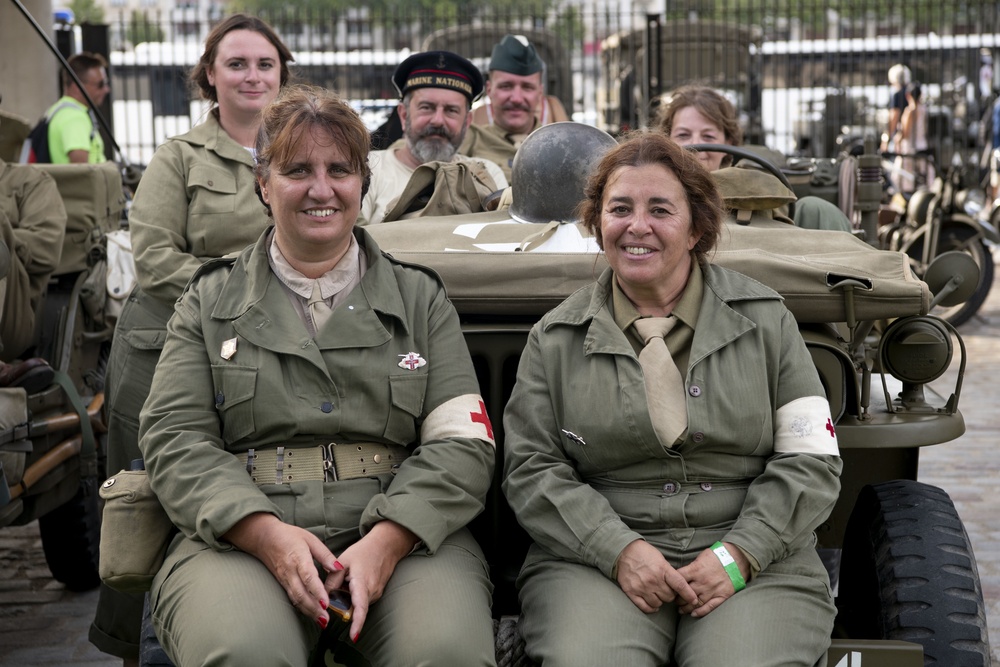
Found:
[409,136,458,163]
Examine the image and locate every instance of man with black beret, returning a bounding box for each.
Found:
[359,50,507,225]
[461,34,569,180]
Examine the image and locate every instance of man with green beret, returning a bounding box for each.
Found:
[359,50,507,225]
[462,34,569,180]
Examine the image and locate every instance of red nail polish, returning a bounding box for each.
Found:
[333,561,345,571]
[351,631,359,643]
[319,598,328,609]
[317,616,328,630]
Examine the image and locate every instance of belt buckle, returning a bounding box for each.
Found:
[322,443,337,482]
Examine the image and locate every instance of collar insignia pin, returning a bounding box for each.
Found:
[221,337,237,360]
[398,352,426,371]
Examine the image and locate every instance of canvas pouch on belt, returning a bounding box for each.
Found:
[98,469,176,593]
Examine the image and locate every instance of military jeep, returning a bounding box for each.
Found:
[1,160,124,592]
[129,132,990,667]
[360,139,992,667]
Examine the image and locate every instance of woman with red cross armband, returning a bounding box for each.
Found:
[136,85,498,666]
[502,132,842,666]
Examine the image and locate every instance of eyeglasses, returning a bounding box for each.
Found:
[86,77,111,89]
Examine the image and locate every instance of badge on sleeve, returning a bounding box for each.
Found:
[398,352,426,370]
[221,337,237,360]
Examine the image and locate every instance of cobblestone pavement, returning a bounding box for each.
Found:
[1,258,999,667]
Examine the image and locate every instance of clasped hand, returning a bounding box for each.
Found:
[615,539,749,618]
[224,513,418,643]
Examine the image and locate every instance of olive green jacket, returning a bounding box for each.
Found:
[139,227,495,555]
[502,264,842,579]
[129,114,270,304]
[459,124,519,182]
[0,158,67,359]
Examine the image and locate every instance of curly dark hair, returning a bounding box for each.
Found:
[578,131,724,263]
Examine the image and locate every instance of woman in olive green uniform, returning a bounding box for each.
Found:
[502,133,842,666]
[90,15,294,663]
[141,85,497,666]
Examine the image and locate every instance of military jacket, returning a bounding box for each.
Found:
[0,158,67,358]
[458,124,519,182]
[502,264,842,580]
[129,114,270,304]
[139,227,495,556]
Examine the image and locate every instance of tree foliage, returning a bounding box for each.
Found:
[125,11,165,46]
[68,0,105,24]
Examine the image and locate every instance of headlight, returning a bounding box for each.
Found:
[957,187,985,217]
[878,316,953,385]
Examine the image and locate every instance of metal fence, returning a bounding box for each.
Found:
[94,1,1000,167]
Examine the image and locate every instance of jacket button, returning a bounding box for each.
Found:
[689,385,702,397]
[215,392,225,407]
[207,180,214,186]
[662,481,679,496]
[321,402,333,413]
[700,482,713,492]
[692,431,704,443]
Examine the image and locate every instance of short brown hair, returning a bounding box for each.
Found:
[655,85,743,165]
[579,131,724,263]
[191,14,294,105]
[63,52,108,89]
[254,85,371,214]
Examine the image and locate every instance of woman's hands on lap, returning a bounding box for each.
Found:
[223,513,341,628]
[676,541,750,618]
[615,539,699,613]
[325,520,419,642]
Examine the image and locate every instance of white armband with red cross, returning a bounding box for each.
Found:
[421,393,496,449]
[773,395,840,456]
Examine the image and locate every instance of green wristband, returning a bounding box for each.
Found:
[711,541,747,592]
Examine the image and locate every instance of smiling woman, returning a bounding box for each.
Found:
[502,131,843,666]
[90,14,296,664]
[137,84,498,666]
[254,87,370,279]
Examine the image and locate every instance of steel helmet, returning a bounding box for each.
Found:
[510,122,617,224]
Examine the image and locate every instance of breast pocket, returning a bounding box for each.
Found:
[188,165,237,215]
[210,364,257,444]
[383,374,427,444]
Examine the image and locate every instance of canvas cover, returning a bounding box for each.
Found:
[366,214,930,323]
[36,162,125,275]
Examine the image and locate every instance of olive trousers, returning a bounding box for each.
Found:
[152,527,497,667]
[517,548,834,667]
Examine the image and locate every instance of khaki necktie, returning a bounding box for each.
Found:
[308,280,334,334]
[633,316,687,447]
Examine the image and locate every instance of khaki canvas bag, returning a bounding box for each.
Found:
[382,159,498,222]
[712,167,797,225]
[98,469,176,592]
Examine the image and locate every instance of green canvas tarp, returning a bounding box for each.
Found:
[365,214,930,323]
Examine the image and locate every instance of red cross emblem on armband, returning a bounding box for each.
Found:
[826,418,836,437]
[470,400,494,439]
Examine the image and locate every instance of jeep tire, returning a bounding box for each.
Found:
[38,474,101,592]
[836,479,991,666]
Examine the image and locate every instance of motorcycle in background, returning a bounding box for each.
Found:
[880,151,998,327]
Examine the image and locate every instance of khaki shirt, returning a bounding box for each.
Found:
[140,227,495,557]
[458,123,524,182]
[129,114,270,304]
[502,263,842,579]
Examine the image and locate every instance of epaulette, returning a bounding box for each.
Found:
[180,254,239,298]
